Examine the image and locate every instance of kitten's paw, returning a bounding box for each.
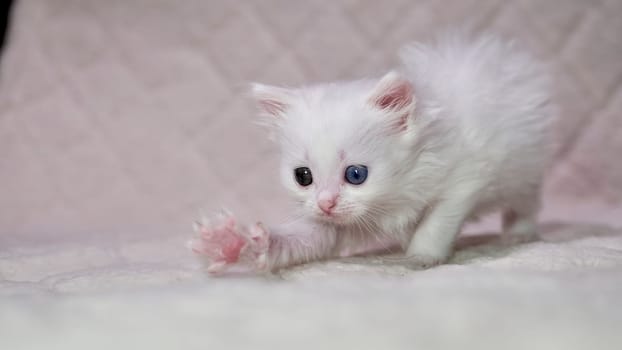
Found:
[188,210,247,274]
[188,211,270,274]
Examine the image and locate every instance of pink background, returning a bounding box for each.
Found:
[1,0,621,242]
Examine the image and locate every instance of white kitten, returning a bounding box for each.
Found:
[189,34,553,274]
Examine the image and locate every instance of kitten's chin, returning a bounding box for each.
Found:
[314,212,356,226]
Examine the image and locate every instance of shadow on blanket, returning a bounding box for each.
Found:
[331,221,621,270]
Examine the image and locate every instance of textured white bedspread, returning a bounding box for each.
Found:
[2,220,622,349]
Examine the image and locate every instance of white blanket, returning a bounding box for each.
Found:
[2,220,622,349]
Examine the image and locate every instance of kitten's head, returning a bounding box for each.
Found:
[251,72,418,226]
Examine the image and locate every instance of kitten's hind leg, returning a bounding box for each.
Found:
[501,193,540,245]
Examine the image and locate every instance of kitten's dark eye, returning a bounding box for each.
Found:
[294,167,313,187]
[345,165,368,185]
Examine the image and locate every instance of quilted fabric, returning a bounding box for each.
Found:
[1,0,621,238]
[0,1,621,349]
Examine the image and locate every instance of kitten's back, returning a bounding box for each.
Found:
[400,33,552,158]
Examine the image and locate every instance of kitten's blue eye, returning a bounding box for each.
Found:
[345,165,368,185]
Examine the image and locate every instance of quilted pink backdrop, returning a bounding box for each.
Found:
[1,0,621,240]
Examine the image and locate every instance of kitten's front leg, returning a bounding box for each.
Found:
[189,213,338,274]
[398,191,478,269]
[266,219,338,270]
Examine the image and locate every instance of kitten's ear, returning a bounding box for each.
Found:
[369,71,415,112]
[368,71,416,131]
[250,83,293,118]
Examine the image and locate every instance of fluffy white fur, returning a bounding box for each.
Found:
[191,34,553,273]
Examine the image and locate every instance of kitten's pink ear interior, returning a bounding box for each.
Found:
[369,71,415,112]
[369,71,416,132]
[251,83,292,118]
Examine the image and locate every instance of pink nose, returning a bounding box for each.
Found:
[318,198,336,214]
